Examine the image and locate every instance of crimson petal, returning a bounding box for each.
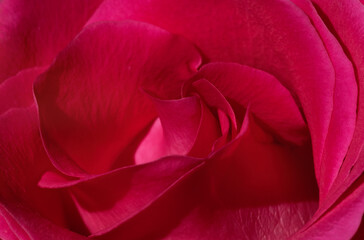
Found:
[34,21,201,176]
[0,0,103,82]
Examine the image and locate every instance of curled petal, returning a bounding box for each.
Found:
[34,21,201,176]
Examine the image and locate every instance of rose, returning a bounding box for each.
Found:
[0,0,363,239]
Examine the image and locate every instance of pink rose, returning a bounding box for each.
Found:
[1,0,363,239]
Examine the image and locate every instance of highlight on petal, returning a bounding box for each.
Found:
[135,95,219,164]
[34,20,201,176]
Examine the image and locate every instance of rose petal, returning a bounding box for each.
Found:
[195,62,308,145]
[135,95,219,164]
[294,175,364,240]
[187,78,237,136]
[0,0,102,81]
[34,21,201,176]
[161,201,318,240]
[352,216,364,240]
[0,204,30,240]
[0,201,87,240]
[92,134,318,239]
[208,111,317,207]
[291,0,357,204]
[0,106,72,227]
[0,67,46,115]
[40,156,204,235]
[301,0,364,224]
[87,0,336,184]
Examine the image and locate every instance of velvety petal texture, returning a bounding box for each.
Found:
[193,63,309,145]
[0,0,103,81]
[135,95,220,164]
[40,156,204,236]
[86,0,337,186]
[1,0,363,239]
[34,21,201,176]
[0,67,45,115]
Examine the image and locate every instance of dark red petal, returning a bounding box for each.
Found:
[34,21,201,176]
[352,216,364,240]
[0,0,102,81]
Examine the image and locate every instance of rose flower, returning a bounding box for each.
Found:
[0,0,363,239]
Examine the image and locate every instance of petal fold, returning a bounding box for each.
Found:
[34,21,201,176]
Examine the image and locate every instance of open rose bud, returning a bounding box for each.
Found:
[0,0,363,239]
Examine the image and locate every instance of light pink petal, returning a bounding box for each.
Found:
[40,156,204,235]
[34,21,201,176]
[87,0,336,184]
[195,62,308,145]
[135,95,219,164]
[0,67,46,115]
[0,0,102,81]
[294,175,364,240]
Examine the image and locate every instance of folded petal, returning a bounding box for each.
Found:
[0,201,87,240]
[40,156,204,235]
[302,0,364,223]
[0,204,30,240]
[0,106,90,233]
[291,0,357,204]
[195,62,308,145]
[0,67,45,115]
[135,95,219,164]
[86,0,336,183]
[34,21,201,176]
[208,111,317,207]
[84,109,317,239]
[0,0,102,81]
[294,175,364,240]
